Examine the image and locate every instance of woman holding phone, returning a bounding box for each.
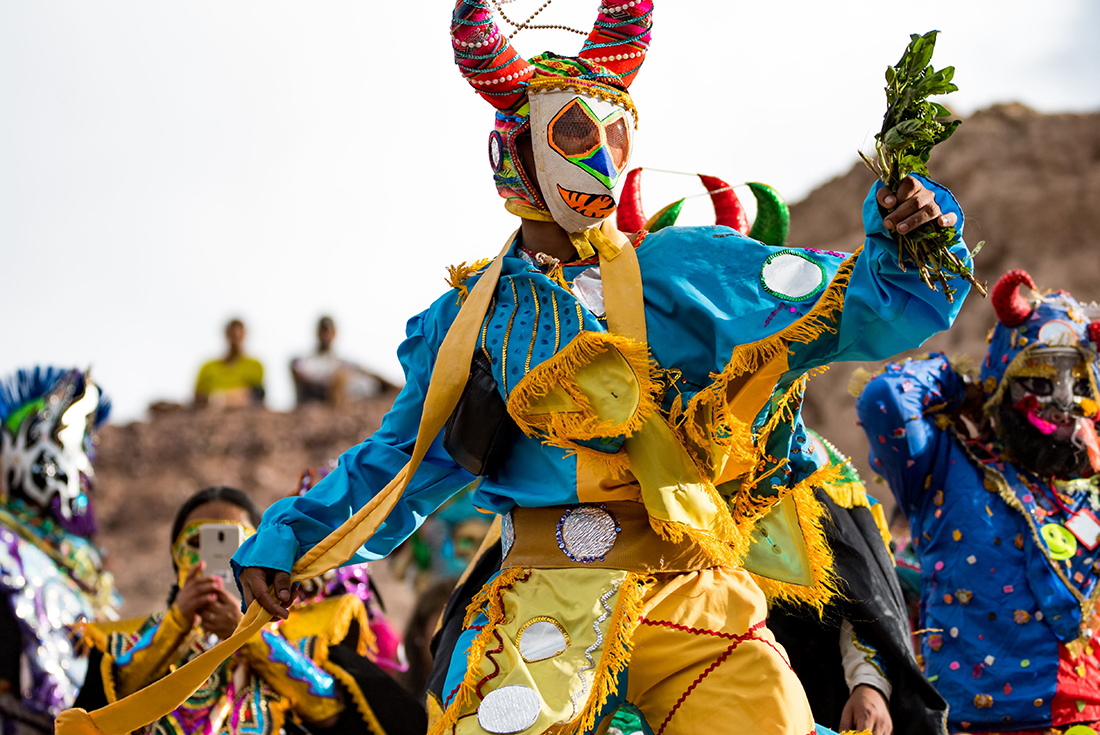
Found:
[77,487,422,735]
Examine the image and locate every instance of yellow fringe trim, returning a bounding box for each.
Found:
[507,330,660,449]
[322,660,388,735]
[824,480,871,510]
[869,502,895,564]
[558,574,652,735]
[433,568,529,735]
[445,257,493,306]
[747,464,844,614]
[326,596,377,658]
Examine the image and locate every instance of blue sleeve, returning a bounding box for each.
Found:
[854,354,966,511]
[232,297,476,576]
[793,175,970,370]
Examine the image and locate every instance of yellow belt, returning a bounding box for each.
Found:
[505,502,720,573]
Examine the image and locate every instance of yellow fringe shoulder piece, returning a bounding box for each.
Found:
[869,502,895,564]
[321,660,388,735]
[432,568,531,735]
[823,479,871,510]
[683,249,860,440]
[279,595,377,658]
[745,464,844,615]
[507,330,660,448]
[559,573,652,735]
[445,257,494,306]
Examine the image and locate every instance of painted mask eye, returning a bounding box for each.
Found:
[549,100,601,158]
[605,116,630,171]
[1017,377,1053,397]
[1075,379,1092,397]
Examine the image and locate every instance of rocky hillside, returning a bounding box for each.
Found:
[92,104,1100,620]
[94,398,408,619]
[790,103,1100,504]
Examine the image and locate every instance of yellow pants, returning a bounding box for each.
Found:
[620,567,815,735]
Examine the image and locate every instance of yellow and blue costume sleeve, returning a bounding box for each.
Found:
[102,607,192,700]
[239,628,343,725]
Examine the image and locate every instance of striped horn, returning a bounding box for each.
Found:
[578,1,654,88]
[452,0,534,111]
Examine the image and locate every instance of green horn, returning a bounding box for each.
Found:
[747,182,790,247]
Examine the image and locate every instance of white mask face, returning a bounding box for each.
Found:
[529,89,634,233]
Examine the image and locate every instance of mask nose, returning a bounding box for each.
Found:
[579,146,623,189]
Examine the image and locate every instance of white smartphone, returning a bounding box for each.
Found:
[199,524,245,587]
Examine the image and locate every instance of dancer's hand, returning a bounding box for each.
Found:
[174,562,221,626]
[839,684,892,735]
[199,587,243,640]
[238,566,293,620]
[878,176,956,234]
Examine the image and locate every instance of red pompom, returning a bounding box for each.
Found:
[1088,322,1100,345]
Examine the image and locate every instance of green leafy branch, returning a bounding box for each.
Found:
[859,30,986,302]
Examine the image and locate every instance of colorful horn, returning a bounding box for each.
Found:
[698,175,748,234]
[617,168,647,233]
[578,1,654,88]
[747,182,791,247]
[451,0,535,112]
[991,269,1037,327]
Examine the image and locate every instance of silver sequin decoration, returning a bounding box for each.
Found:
[569,582,619,717]
[477,685,542,734]
[517,620,568,662]
[557,506,618,563]
[501,511,515,561]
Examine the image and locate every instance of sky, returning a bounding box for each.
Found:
[2,1,1099,422]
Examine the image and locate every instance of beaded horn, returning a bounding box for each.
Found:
[992,269,1037,328]
[451,0,535,112]
[577,1,654,88]
[451,0,654,111]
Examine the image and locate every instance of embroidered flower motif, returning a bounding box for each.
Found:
[1013,610,1031,624]
[974,694,994,709]
[956,589,973,605]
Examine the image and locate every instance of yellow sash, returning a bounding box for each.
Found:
[55,232,520,735]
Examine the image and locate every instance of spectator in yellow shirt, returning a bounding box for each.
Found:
[194,318,265,408]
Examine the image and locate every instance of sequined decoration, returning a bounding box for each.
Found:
[477,685,542,734]
[556,505,620,563]
[501,511,515,561]
[570,581,619,716]
[517,617,569,663]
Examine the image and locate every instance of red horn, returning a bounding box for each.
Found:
[698,175,749,234]
[452,0,534,111]
[577,1,654,88]
[991,269,1037,327]
[617,168,646,233]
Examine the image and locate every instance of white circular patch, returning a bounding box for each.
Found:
[760,251,826,301]
[559,506,618,562]
[1038,319,1078,347]
[477,685,541,734]
[518,619,569,662]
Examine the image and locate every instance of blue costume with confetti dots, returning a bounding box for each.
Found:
[858,349,1100,733]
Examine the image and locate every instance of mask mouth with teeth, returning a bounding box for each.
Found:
[981,270,1100,478]
[451,1,652,240]
[1,367,110,536]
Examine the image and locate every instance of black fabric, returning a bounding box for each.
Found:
[426,541,504,704]
[323,642,427,735]
[0,597,22,699]
[769,487,948,735]
[443,351,517,477]
[73,647,110,712]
